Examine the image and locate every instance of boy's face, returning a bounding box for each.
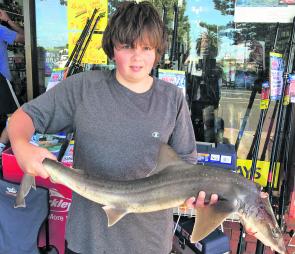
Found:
[113,41,156,86]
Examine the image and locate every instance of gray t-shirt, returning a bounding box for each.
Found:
[22,70,196,254]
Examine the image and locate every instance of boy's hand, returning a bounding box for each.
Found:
[184,191,218,209]
[12,142,57,179]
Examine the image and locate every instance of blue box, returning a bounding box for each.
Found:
[196,142,236,170]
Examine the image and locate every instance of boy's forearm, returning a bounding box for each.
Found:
[8,108,35,150]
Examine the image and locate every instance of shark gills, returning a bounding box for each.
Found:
[15,144,287,253]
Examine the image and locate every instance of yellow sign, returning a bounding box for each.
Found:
[236,159,280,188]
[260,99,269,109]
[283,83,290,106]
[283,94,290,106]
[68,32,107,65]
[270,52,283,58]
[67,0,108,65]
[67,0,108,31]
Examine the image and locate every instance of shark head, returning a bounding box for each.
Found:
[239,192,286,254]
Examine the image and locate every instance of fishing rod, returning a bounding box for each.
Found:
[260,23,280,161]
[254,22,282,254]
[65,8,98,69]
[236,78,269,254]
[255,18,295,254]
[237,23,281,254]
[246,112,267,160]
[273,18,295,234]
[66,9,100,78]
[75,12,105,73]
[276,96,292,228]
[235,82,260,152]
[247,23,280,161]
[260,101,278,161]
[67,12,104,77]
[253,21,295,254]
[266,17,295,200]
[252,82,269,254]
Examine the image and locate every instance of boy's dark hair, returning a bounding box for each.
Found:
[102,1,167,65]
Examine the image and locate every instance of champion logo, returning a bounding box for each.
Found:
[152,131,160,138]
[5,186,17,196]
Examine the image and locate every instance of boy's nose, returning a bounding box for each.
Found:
[132,47,141,55]
[131,48,143,59]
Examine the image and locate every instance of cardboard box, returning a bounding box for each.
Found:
[2,148,72,254]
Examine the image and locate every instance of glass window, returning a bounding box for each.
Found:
[35,0,292,160]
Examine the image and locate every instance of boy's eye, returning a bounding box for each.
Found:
[121,44,132,49]
[143,46,152,51]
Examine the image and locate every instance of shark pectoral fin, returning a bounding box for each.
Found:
[191,201,235,243]
[102,206,128,227]
[14,173,36,208]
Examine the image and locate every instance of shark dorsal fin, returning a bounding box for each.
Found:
[147,143,185,176]
[157,143,184,169]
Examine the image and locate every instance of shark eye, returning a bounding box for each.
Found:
[271,227,280,238]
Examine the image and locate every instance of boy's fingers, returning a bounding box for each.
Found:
[186,197,196,204]
[184,192,219,209]
[195,191,206,207]
[183,197,196,209]
[210,194,218,205]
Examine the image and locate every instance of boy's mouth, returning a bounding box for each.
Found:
[130,66,142,72]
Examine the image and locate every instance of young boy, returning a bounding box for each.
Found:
[8,2,217,253]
